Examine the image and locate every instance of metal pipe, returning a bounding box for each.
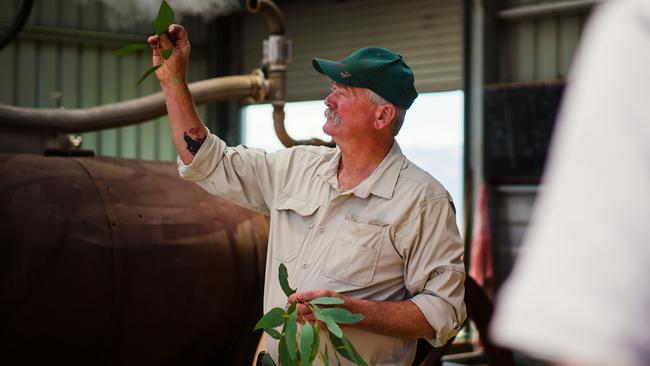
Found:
[0,23,166,47]
[246,0,285,35]
[0,0,34,50]
[272,104,334,148]
[247,0,334,148]
[498,0,600,21]
[0,71,266,133]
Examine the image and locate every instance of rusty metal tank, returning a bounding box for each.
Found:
[0,154,270,365]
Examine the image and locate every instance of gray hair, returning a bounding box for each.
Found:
[366,89,406,136]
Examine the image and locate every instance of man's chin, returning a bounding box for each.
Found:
[322,120,339,137]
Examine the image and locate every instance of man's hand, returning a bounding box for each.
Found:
[148,24,205,165]
[147,24,191,86]
[288,289,435,339]
[287,289,347,324]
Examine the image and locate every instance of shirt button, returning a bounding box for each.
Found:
[319,226,326,233]
[302,264,308,269]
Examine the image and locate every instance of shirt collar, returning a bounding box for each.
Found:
[315,148,342,189]
[316,141,405,200]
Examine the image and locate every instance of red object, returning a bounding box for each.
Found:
[469,183,494,295]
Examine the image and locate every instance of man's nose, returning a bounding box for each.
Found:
[324,92,336,108]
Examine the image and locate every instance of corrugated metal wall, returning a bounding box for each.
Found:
[0,0,212,161]
[500,12,585,82]
[243,0,463,102]
[486,0,591,286]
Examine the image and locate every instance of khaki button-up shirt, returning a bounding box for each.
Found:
[178,133,466,366]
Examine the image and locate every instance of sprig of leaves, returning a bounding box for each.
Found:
[254,263,368,366]
[112,0,176,86]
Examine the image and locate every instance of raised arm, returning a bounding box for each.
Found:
[148,24,207,165]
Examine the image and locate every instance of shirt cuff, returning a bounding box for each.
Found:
[177,133,225,181]
[410,293,463,347]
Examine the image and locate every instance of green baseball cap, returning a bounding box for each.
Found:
[312,46,418,109]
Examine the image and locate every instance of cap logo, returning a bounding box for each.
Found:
[340,71,351,78]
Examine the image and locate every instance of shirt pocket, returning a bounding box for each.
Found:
[323,214,388,286]
[272,196,319,262]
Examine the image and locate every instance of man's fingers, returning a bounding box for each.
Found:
[296,303,311,314]
[167,24,190,51]
[288,289,341,305]
[147,35,159,46]
[147,35,160,54]
[297,312,317,324]
[167,24,188,44]
[158,33,174,49]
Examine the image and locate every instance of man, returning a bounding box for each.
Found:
[148,25,466,365]
[491,1,650,365]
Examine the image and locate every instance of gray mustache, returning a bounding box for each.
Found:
[324,108,341,126]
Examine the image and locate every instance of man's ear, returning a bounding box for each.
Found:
[374,104,396,131]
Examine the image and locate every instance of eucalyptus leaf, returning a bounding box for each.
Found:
[333,344,343,366]
[312,304,343,338]
[265,328,282,340]
[278,336,292,366]
[309,296,344,306]
[112,43,148,56]
[310,324,320,363]
[286,302,297,317]
[320,307,364,324]
[254,307,285,331]
[278,263,296,297]
[319,343,330,365]
[300,323,314,366]
[330,333,368,366]
[342,335,368,366]
[285,310,298,360]
[136,64,162,86]
[255,263,369,366]
[261,352,277,366]
[161,48,173,60]
[154,0,175,35]
[330,332,352,362]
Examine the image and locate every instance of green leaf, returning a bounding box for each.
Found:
[278,263,296,297]
[330,333,368,366]
[278,336,292,366]
[300,323,314,366]
[260,352,277,366]
[310,324,320,363]
[343,335,368,366]
[154,0,175,35]
[319,343,330,365]
[112,43,148,56]
[312,304,343,338]
[254,307,285,331]
[285,309,298,360]
[161,48,172,60]
[309,296,344,306]
[320,307,364,324]
[333,344,343,366]
[136,64,162,86]
[286,302,297,317]
[265,328,282,340]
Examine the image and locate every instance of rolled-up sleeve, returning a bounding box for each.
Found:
[177,132,276,215]
[401,196,466,347]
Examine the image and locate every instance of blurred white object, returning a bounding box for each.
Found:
[490,0,650,365]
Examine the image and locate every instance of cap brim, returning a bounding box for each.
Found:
[312,58,351,86]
